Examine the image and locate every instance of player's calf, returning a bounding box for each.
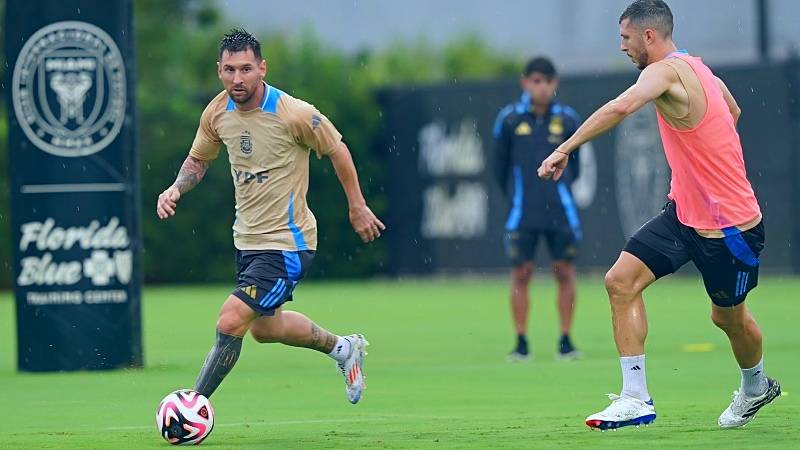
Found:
[250,311,369,404]
[194,330,243,398]
[194,295,257,398]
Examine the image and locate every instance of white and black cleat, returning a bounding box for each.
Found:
[719,377,781,428]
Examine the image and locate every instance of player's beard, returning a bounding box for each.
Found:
[229,84,254,104]
[636,51,650,70]
[624,45,649,71]
[634,49,649,71]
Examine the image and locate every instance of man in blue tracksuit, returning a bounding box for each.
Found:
[493,57,583,361]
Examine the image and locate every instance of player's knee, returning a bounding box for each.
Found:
[216,312,249,336]
[512,274,532,286]
[512,265,533,285]
[604,269,635,301]
[711,311,729,331]
[552,263,575,284]
[711,308,742,332]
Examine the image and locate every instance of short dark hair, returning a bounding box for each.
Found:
[523,57,557,80]
[219,28,262,60]
[619,0,673,37]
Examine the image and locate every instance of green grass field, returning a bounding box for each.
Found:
[0,276,797,449]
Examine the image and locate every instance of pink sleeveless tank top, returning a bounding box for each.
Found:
[656,51,760,229]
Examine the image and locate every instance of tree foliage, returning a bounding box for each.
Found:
[0,1,521,287]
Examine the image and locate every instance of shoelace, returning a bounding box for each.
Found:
[600,393,649,419]
[729,390,748,413]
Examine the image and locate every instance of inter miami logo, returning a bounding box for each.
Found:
[11,21,127,157]
[240,130,253,154]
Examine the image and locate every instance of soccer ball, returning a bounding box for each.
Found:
[155,389,215,445]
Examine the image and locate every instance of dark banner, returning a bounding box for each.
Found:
[5,0,141,371]
[378,63,797,274]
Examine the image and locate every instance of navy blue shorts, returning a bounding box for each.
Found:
[504,228,579,266]
[231,250,315,316]
[624,201,764,307]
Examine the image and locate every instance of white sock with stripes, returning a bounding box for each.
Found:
[328,336,351,363]
[620,354,650,402]
[741,357,768,397]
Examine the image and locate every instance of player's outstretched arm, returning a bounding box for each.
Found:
[156,155,212,220]
[538,62,675,181]
[328,142,386,243]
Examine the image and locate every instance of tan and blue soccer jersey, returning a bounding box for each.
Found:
[189,82,342,251]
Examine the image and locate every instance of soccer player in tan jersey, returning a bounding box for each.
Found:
[156,29,384,405]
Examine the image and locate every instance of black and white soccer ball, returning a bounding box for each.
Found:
[155,389,214,445]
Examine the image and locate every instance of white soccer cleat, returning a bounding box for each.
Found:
[718,377,781,428]
[585,394,656,430]
[337,334,369,404]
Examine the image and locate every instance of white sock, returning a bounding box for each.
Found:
[327,336,351,363]
[741,357,768,397]
[620,355,650,402]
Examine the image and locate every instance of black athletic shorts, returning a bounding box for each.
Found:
[231,249,315,316]
[504,228,579,266]
[624,201,765,307]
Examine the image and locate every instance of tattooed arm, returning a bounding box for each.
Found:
[173,155,212,194]
[156,156,212,220]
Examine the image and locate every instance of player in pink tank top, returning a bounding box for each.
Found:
[657,51,761,229]
[537,0,780,432]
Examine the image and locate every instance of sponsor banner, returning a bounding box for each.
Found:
[5,0,141,371]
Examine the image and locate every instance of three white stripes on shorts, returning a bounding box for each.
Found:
[736,271,749,297]
[260,279,286,308]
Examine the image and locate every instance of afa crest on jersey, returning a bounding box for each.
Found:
[240,130,252,154]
